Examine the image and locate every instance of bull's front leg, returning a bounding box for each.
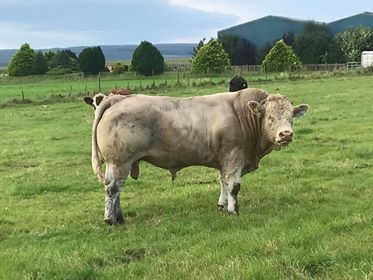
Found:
[220,169,242,215]
[217,180,228,210]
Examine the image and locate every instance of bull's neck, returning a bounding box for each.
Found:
[246,111,273,161]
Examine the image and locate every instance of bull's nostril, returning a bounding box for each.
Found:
[279,132,285,138]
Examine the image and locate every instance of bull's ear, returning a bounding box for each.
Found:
[247,101,264,116]
[83,96,94,107]
[95,95,104,106]
[293,104,309,118]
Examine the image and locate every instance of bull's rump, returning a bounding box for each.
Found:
[96,93,241,169]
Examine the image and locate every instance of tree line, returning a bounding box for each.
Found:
[7,23,373,77]
[7,41,165,77]
[217,23,373,66]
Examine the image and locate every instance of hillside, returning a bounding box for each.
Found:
[0,43,196,66]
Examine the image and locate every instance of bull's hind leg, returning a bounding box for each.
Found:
[104,164,130,225]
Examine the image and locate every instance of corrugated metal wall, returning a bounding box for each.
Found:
[218,12,373,49]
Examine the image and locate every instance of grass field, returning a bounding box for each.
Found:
[0,76,372,279]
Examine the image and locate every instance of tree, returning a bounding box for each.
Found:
[192,38,206,58]
[131,41,164,76]
[8,43,35,76]
[78,46,106,74]
[50,50,79,71]
[294,22,344,64]
[262,40,302,72]
[337,27,373,62]
[257,42,274,64]
[219,34,256,65]
[192,38,230,73]
[282,32,295,47]
[32,51,48,74]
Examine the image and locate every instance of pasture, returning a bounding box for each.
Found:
[0,75,372,279]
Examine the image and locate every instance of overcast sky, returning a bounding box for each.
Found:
[0,0,372,49]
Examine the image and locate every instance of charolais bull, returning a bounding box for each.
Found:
[85,88,309,225]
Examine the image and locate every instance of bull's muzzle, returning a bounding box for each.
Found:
[276,130,293,146]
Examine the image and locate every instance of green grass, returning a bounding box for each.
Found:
[0,76,372,279]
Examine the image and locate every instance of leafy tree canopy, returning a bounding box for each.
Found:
[78,46,106,75]
[337,27,373,62]
[192,39,230,73]
[294,22,344,64]
[32,51,48,75]
[219,35,256,65]
[8,43,35,76]
[262,39,302,72]
[131,41,164,76]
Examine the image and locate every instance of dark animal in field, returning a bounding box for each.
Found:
[111,88,132,96]
[229,76,248,92]
[87,88,309,225]
[84,89,133,110]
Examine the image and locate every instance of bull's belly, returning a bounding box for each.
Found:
[141,148,219,171]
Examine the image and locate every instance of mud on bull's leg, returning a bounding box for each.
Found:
[104,179,124,225]
[217,180,228,210]
[220,170,241,215]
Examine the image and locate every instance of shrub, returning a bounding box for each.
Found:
[8,43,35,76]
[49,50,79,71]
[112,62,126,74]
[46,67,73,75]
[262,40,302,72]
[131,41,164,76]
[78,46,106,74]
[192,39,230,73]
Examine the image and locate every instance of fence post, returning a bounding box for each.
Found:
[21,90,25,103]
[69,86,72,95]
[98,73,101,92]
[84,85,87,95]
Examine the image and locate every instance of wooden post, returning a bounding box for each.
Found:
[69,86,72,95]
[85,85,87,95]
[21,90,25,103]
[98,73,101,92]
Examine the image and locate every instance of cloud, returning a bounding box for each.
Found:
[0,0,238,49]
[168,0,252,22]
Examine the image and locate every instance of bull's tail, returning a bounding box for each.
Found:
[91,100,112,184]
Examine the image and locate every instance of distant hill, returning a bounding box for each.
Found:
[0,44,196,67]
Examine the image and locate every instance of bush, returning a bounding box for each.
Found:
[46,67,73,75]
[192,39,230,73]
[49,50,79,71]
[112,62,127,74]
[8,43,35,76]
[262,40,302,72]
[131,41,164,76]
[78,46,106,75]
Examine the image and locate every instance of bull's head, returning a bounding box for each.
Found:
[248,95,309,148]
[83,93,107,110]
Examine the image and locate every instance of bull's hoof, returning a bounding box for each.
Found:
[217,204,225,211]
[116,213,125,224]
[104,218,114,225]
[228,210,239,216]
